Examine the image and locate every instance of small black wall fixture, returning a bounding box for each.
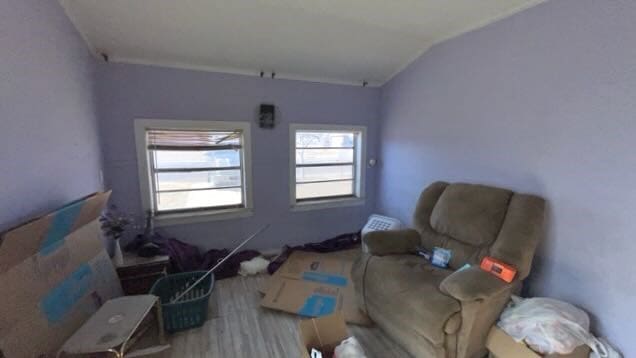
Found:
[258,104,275,129]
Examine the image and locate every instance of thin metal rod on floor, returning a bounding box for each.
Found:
[170,223,272,303]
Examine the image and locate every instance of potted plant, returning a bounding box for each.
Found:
[99,206,133,265]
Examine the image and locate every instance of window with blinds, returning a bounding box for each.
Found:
[291,125,366,205]
[136,121,251,217]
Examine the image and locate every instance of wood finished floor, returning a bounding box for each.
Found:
[168,274,412,357]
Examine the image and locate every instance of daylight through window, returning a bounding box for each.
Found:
[145,128,247,214]
[292,126,365,204]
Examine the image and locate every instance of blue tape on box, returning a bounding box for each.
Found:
[41,263,93,323]
[302,272,348,287]
[298,294,337,317]
[39,200,84,255]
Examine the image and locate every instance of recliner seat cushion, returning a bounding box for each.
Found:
[430,184,512,246]
[362,255,461,346]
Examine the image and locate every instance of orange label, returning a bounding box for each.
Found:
[480,257,517,283]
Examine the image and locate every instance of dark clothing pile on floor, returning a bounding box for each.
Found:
[125,230,361,279]
[125,234,260,280]
[160,238,261,279]
[267,231,362,274]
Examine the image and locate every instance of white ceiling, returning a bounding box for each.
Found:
[59,0,545,86]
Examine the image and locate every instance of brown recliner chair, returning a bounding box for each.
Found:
[352,182,545,358]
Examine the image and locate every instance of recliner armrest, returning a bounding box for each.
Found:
[363,229,420,256]
[439,266,512,301]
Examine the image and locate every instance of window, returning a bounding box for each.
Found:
[290,124,366,209]
[135,119,252,224]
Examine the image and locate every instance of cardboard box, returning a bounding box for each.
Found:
[298,312,350,358]
[0,192,123,357]
[486,326,591,358]
[260,251,371,325]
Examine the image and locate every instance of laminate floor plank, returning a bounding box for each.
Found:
[168,274,412,357]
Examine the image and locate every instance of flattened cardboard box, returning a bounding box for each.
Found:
[486,326,590,358]
[260,251,371,325]
[0,191,123,357]
[298,312,350,358]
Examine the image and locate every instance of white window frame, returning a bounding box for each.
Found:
[134,119,253,226]
[289,123,366,211]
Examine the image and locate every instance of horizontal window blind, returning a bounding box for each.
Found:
[147,129,242,151]
[146,129,245,214]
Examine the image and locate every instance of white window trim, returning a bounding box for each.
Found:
[134,118,253,226]
[289,123,366,211]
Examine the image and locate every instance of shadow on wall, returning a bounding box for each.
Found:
[523,200,553,298]
[526,197,623,340]
[527,255,607,334]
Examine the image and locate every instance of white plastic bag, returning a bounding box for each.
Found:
[238,256,269,276]
[498,296,620,357]
[334,337,367,358]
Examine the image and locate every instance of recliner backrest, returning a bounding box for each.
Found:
[413,181,545,279]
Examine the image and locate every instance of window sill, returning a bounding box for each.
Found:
[291,197,365,212]
[153,207,253,227]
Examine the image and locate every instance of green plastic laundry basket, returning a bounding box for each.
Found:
[150,270,214,333]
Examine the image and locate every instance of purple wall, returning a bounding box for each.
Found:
[96,63,380,250]
[378,0,635,354]
[4,0,631,352]
[0,0,102,232]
